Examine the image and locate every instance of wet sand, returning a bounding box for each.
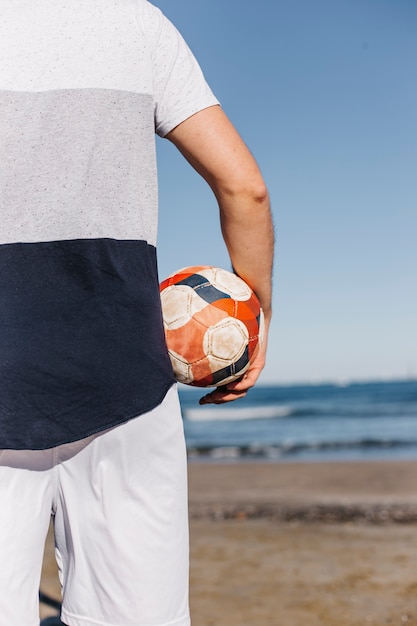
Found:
[41,460,417,625]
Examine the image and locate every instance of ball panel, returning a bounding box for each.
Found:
[161,266,210,290]
[192,373,215,387]
[168,351,194,384]
[190,357,216,387]
[234,296,261,321]
[206,267,252,300]
[192,302,229,328]
[176,273,232,306]
[165,318,207,364]
[210,345,251,386]
[161,285,207,330]
[247,337,260,362]
[211,294,261,324]
[204,319,248,361]
[240,315,260,341]
[210,297,236,317]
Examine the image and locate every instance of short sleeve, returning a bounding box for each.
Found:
[149,6,220,137]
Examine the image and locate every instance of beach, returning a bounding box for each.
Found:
[41,460,417,625]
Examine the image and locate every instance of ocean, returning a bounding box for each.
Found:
[178,380,417,463]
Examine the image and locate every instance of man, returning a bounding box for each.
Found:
[0,1,273,625]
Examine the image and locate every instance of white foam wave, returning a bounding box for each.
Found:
[184,404,292,421]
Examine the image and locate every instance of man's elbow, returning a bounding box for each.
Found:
[250,181,269,206]
[238,178,270,213]
[218,176,269,209]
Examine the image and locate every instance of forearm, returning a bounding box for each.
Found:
[215,185,274,321]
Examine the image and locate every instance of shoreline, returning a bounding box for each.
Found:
[188,459,417,522]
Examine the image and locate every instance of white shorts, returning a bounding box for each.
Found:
[0,384,190,626]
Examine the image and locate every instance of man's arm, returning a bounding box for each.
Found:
[166,105,274,404]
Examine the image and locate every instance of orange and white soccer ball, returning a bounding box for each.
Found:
[160,266,264,387]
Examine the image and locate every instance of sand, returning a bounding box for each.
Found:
[40,460,417,625]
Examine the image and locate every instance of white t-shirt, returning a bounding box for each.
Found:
[0,0,219,449]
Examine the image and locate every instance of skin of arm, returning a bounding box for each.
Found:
[166,105,274,404]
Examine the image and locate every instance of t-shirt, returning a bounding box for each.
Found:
[0,0,219,449]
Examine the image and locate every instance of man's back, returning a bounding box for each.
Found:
[0,0,218,449]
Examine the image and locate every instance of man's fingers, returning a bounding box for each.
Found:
[199,386,248,405]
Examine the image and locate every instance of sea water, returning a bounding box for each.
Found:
[178,380,417,462]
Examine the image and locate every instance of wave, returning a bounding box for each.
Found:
[187,438,417,460]
[184,404,293,421]
[183,402,417,422]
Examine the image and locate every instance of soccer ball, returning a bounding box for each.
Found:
[159,266,264,387]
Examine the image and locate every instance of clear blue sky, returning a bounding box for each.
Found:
[154,0,417,384]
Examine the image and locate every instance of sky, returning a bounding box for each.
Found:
[153,0,417,385]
